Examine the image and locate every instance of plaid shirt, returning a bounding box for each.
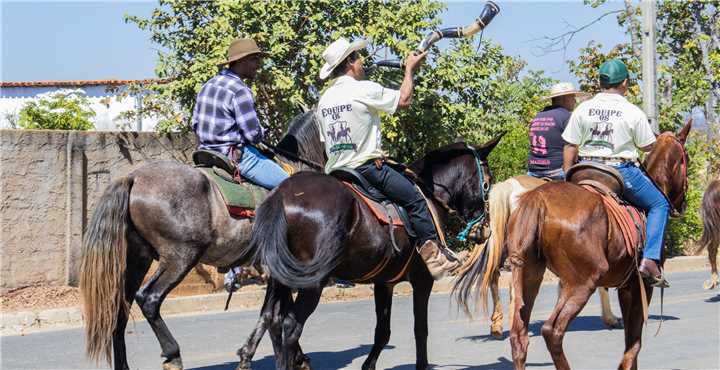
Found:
[192,69,264,156]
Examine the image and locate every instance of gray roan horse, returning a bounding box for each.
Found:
[79,111,325,370]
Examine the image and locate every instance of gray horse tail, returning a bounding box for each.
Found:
[79,176,133,365]
[252,190,343,289]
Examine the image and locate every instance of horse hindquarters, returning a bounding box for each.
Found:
[700,180,720,289]
[506,193,547,370]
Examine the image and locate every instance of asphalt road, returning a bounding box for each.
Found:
[2,270,719,370]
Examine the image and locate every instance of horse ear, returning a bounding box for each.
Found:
[474,131,507,158]
[677,118,693,144]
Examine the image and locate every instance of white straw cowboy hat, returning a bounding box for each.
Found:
[544,82,583,99]
[218,38,268,66]
[319,37,368,80]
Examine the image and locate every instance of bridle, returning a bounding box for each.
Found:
[643,134,688,218]
[456,145,492,242]
[669,135,689,217]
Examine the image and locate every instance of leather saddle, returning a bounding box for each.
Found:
[330,167,416,239]
[566,162,645,257]
[566,162,625,196]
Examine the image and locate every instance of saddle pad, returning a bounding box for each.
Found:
[583,185,646,257]
[343,182,404,226]
[199,167,268,218]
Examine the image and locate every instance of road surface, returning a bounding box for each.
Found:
[2,270,718,369]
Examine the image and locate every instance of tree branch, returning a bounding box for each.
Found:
[530,9,623,58]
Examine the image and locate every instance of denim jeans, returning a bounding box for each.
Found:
[238,145,289,189]
[356,161,438,244]
[528,168,565,181]
[614,162,670,261]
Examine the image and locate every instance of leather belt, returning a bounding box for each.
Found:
[580,156,637,166]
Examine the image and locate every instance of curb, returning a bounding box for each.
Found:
[1,255,710,336]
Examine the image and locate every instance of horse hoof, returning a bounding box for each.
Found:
[296,357,312,370]
[491,328,504,340]
[162,358,183,370]
[603,317,623,329]
[236,362,251,370]
[703,278,719,290]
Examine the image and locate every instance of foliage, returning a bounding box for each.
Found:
[125,0,444,138]
[18,89,95,130]
[126,0,552,164]
[567,41,641,104]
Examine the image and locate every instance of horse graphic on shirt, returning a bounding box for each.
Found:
[588,122,615,150]
[327,121,353,144]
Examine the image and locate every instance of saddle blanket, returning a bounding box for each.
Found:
[199,167,268,218]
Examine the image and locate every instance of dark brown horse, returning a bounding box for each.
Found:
[700,178,720,290]
[79,111,325,370]
[247,136,503,370]
[456,120,691,370]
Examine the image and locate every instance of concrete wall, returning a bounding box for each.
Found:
[0,129,226,294]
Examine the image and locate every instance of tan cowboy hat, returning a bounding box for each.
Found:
[544,82,583,99]
[319,37,368,80]
[218,38,268,66]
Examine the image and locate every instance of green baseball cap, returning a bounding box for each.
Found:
[599,59,629,85]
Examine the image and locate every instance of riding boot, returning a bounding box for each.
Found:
[639,258,670,288]
[417,240,460,280]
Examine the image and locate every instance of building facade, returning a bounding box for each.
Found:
[0,79,161,131]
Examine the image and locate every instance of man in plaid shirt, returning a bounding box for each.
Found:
[192,37,289,189]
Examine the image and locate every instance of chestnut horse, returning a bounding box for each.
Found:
[506,121,691,369]
[79,112,325,370]
[248,136,503,370]
[457,119,691,370]
[699,178,720,290]
[454,174,621,340]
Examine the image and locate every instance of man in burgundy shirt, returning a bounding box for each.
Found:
[527,82,583,180]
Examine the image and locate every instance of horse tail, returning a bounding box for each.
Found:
[506,191,544,269]
[699,181,720,252]
[253,190,345,289]
[79,176,133,365]
[453,179,516,316]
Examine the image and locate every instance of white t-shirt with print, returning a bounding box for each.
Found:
[562,92,655,160]
[317,75,401,173]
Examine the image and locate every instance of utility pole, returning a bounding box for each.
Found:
[641,0,659,134]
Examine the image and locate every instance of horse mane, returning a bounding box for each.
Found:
[276,111,327,167]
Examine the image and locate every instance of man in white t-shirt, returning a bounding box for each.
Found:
[562,59,670,287]
[316,37,459,279]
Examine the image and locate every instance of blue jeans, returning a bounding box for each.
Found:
[528,168,565,181]
[614,163,670,261]
[238,145,289,189]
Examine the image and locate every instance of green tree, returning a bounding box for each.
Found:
[18,89,95,130]
[126,0,551,170]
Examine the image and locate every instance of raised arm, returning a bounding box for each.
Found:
[397,51,428,109]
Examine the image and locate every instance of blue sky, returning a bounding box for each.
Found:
[1,1,629,84]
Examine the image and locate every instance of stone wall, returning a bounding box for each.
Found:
[1,129,226,294]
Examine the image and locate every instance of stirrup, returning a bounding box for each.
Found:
[441,246,460,262]
[640,269,670,288]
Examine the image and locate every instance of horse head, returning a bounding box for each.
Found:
[410,132,505,225]
[644,118,692,216]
